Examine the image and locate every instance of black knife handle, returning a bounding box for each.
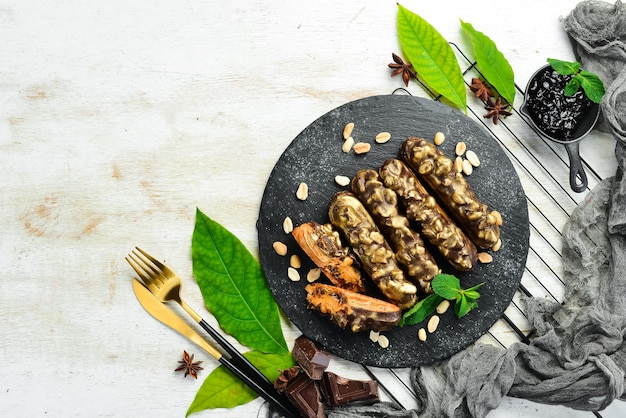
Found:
[218,356,297,418]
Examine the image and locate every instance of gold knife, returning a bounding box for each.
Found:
[132,278,222,358]
[131,278,298,418]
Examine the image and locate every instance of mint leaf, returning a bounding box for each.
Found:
[397,4,466,111]
[547,58,579,76]
[579,71,605,104]
[564,78,581,96]
[186,351,295,416]
[460,20,516,105]
[431,274,461,300]
[462,290,481,300]
[548,58,605,103]
[400,294,444,326]
[455,294,471,318]
[191,208,288,355]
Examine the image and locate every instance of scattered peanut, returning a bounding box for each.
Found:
[342,136,355,153]
[377,334,390,348]
[296,182,309,200]
[375,132,391,144]
[427,315,440,333]
[273,241,287,256]
[306,268,321,282]
[436,299,451,314]
[454,156,463,173]
[369,330,380,343]
[287,267,301,282]
[353,142,371,154]
[466,150,481,167]
[462,159,474,176]
[455,141,467,156]
[434,131,445,146]
[343,122,354,140]
[335,175,351,187]
[478,252,493,264]
[492,238,502,252]
[290,254,301,269]
[418,328,427,342]
[283,216,294,234]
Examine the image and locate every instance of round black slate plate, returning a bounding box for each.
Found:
[257,95,529,368]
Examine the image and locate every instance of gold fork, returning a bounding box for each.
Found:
[126,247,297,418]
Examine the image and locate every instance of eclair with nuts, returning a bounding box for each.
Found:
[292,221,365,293]
[400,137,501,249]
[351,168,440,294]
[328,191,417,309]
[305,283,401,332]
[379,159,477,271]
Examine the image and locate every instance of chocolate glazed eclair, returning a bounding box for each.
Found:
[400,137,501,249]
[351,168,440,294]
[328,191,417,310]
[379,159,477,271]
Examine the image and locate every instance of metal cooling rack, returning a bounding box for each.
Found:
[358,43,606,418]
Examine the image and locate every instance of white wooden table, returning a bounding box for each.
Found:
[1,0,624,416]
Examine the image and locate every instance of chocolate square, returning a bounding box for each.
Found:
[319,371,379,407]
[285,373,326,418]
[292,335,330,380]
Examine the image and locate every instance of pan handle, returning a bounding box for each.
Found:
[564,141,587,193]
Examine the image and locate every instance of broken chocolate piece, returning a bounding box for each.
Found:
[292,335,331,380]
[285,373,326,418]
[319,371,379,407]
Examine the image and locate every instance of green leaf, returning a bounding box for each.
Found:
[431,274,461,300]
[547,58,579,76]
[460,20,516,105]
[191,208,288,355]
[399,294,444,326]
[564,78,581,96]
[454,294,470,318]
[461,290,481,300]
[579,71,605,104]
[397,4,466,111]
[186,351,295,416]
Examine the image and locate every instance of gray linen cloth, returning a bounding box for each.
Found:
[272,2,626,417]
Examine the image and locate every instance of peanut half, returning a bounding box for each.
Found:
[434,131,445,146]
[273,241,288,256]
[296,182,309,200]
[343,122,354,140]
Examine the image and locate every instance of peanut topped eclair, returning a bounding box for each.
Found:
[292,221,365,293]
[379,159,477,271]
[351,168,440,294]
[305,282,401,332]
[400,137,501,249]
[328,191,417,310]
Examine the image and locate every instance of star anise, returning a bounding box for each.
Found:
[483,97,512,124]
[273,366,301,392]
[175,350,204,379]
[388,53,416,87]
[469,78,493,102]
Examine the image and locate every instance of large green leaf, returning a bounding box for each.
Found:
[397,4,466,111]
[186,351,295,416]
[460,20,516,105]
[191,208,288,355]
